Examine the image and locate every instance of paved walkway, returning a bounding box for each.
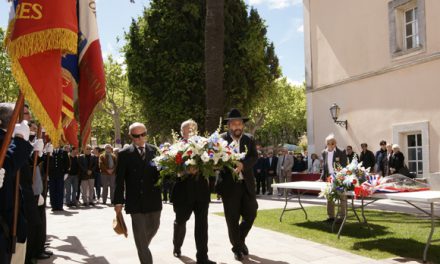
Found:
[39,194,437,264]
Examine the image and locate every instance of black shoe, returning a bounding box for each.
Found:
[323,217,335,223]
[44,250,53,256]
[36,253,51,260]
[233,251,243,261]
[242,244,249,255]
[173,248,181,258]
[197,259,216,264]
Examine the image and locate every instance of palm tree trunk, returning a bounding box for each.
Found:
[204,0,225,132]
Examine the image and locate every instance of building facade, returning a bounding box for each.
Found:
[304,0,440,178]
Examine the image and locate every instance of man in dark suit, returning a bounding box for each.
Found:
[253,152,266,195]
[320,134,347,223]
[264,150,278,195]
[172,119,214,264]
[78,145,98,206]
[215,109,258,261]
[45,144,69,211]
[114,122,162,264]
[359,143,375,171]
[0,104,34,263]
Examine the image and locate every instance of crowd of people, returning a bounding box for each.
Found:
[252,138,412,196]
[0,106,260,264]
[0,100,414,264]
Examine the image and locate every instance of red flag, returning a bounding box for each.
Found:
[63,118,79,148]
[6,0,78,145]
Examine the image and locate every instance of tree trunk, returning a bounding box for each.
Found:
[113,110,122,148]
[204,0,225,132]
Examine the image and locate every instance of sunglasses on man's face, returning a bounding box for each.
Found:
[131,132,147,139]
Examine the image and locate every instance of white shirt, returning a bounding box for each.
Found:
[327,149,335,175]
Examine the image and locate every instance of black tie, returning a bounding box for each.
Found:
[139,147,145,160]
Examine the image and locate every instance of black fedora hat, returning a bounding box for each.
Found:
[223,108,249,124]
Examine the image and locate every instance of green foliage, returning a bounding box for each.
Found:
[124,0,279,137]
[0,27,19,103]
[249,78,306,146]
[91,55,144,146]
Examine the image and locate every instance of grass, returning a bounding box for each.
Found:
[216,206,440,262]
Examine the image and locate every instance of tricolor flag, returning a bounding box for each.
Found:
[5,0,78,145]
[62,0,106,147]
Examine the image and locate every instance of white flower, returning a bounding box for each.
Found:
[221,153,230,162]
[201,152,210,163]
[185,159,197,166]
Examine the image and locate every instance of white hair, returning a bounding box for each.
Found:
[180,119,198,135]
[325,133,336,144]
[129,122,147,134]
[392,144,400,150]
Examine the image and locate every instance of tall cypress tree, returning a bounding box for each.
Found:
[125,0,279,136]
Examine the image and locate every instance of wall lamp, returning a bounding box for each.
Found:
[329,103,347,130]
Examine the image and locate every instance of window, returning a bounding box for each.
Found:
[407,133,423,176]
[388,0,426,57]
[404,7,419,50]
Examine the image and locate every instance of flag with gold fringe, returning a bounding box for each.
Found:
[5,0,78,146]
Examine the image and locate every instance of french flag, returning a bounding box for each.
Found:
[62,0,106,147]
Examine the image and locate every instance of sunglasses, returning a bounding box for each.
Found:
[131,132,147,138]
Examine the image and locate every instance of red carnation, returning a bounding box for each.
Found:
[176,153,183,165]
[352,179,358,185]
[187,150,193,156]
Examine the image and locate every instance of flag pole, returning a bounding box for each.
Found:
[0,92,24,168]
[6,92,25,253]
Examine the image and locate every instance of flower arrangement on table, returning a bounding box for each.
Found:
[153,130,246,184]
[354,174,430,198]
[319,158,370,202]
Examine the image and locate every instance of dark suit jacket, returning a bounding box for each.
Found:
[360,150,376,170]
[0,132,33,246]
[78,154,98,180]
[114,144,162,214]
[215,132,258,197]
[264,156,278,177]
[44,149,69,179]
[320,147,348,181]
[389,152,405,172]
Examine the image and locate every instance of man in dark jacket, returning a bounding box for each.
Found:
[44,144,69,211]
[0,103,34,263]
[114,122,162,264]
[253,152,266,195]
[375,140,387,176]
[215,109,258,261]
[78,145,98,206]
[359,143,375,171]
[172,120,214,264]
[264,150,278,195]
[320,134,348,223]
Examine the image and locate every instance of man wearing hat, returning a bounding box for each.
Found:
[215,109,258,261]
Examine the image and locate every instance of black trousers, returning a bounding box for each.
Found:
[173,178,210,262]
[255,173,266,194]
[26,196,44,261]
[49,177,64,210]
[222,181,258,253]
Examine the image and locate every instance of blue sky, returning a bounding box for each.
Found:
[0,0,304,84]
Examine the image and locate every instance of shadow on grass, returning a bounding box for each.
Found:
[295,221,390,238]
[352,238,440,263]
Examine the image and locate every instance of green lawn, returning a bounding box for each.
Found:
[217,206,440,262]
